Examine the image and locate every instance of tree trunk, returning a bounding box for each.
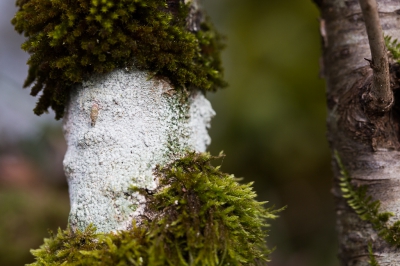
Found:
[317,0,400,264]
[12,0,279,264]
[62,0,215,233]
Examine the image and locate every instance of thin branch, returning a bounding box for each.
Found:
[359,0,393,113]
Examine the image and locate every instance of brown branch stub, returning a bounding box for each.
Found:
[359,0,393,113]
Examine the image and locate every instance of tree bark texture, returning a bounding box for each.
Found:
[62,0,216,233]
[318,0,400,265]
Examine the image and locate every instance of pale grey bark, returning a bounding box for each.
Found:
[318,0,400,264]
[63,68,215,233]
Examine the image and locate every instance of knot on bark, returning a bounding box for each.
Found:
[361,84,394,114]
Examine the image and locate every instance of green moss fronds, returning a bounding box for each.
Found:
[144,152,280,265]
[29,224,151,266]
[368,242,379,266]
[385,36,400,61]
[29,152,280,265]
[12,0,226,119]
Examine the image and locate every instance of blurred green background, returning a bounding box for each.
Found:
[0,0,336,265]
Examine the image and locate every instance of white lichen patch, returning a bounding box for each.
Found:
[188,91,215,152]
[63,68,215,233]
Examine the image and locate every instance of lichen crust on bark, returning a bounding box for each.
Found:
[63,68,215,233]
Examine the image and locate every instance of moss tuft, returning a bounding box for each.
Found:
[12,0,226,119]
[29,152,281,265]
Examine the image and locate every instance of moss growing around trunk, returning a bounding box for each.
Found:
[29,152,280,265]
[12,0,226,119]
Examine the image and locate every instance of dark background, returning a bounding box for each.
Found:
[0,0,336,265]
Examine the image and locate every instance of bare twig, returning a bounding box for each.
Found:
[359,0,393,113]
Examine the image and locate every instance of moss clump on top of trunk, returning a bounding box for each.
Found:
[29,152,280,265]
[12,0,226,119]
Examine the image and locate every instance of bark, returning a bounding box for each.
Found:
[62,0,215,233]
[318,0,400,265]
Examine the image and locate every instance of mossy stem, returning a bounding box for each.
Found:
[359,0,393,113]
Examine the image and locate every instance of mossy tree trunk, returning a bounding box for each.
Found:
[14,0,280,264]
[316,0,400,264]
[62,0,216,233]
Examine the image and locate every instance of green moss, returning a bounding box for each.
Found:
[12,0,226,119]
[29,152,281,265]
[368,242,379,266]
[385,36,400,61]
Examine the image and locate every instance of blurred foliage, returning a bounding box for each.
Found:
[0,126,69,266]
[0,188,69,265]
[0,0,336,265]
